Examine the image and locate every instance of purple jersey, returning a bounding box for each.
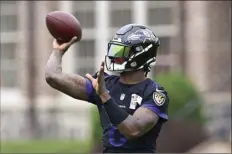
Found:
[86,72,169,153]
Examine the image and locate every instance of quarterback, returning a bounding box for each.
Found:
[45,24,169,153]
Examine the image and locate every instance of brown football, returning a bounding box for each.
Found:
[46,11,82,43]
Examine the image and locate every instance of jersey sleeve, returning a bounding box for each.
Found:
[85,72,110,105]
[141,87,169,121]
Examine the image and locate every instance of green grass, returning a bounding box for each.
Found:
[0,140,92,153]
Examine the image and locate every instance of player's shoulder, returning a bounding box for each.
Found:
[142,78,169,121]
[146,78,167,94]
[143,78,168,103]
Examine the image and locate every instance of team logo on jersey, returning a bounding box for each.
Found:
[120,93,125,100]
[129,94,142,109]
[153,92,166,106]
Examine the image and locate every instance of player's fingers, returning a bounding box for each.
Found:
[101,61,104,67]
[101,61,105,71]
[100,67,105,84]
[53,39,58,45]
[97,67,104,83]
[97,72,101,84]
[66,37,77,46]
[97,71,101,83]
[53,39,61,49]
[85,73,95,83]
[70,36,78,43]
[99,65,104,78]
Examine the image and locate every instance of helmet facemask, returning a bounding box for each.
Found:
[105,42,158,73]
[105,43,132,72]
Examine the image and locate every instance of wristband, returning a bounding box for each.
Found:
[103,98,129,126]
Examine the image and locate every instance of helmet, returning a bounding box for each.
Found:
[105,24,160,76]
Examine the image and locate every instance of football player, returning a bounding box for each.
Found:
[45,24,169,153]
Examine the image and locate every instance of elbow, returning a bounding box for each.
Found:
[45,71,56,86]
[45,74,52,85]
[129,130,142,139]
[124,129,142,140]
[119,120,144,140]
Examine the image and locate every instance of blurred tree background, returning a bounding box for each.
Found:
[155,72,207,152]
[155,72,205,123]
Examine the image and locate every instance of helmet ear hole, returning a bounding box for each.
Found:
[130,61,137,68]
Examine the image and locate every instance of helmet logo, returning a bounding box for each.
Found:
[127,29,157,43]
[131,62,137,67]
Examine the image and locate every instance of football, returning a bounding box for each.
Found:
[46,11,82,43]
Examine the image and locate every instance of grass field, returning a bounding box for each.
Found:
[0,140,92,153]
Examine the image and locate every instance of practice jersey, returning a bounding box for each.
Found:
[85,72,169,153]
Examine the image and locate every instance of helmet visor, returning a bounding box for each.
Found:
[105,43,133,72]
[108,44,131,58]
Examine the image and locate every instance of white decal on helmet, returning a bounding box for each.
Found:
[113,37,122,42]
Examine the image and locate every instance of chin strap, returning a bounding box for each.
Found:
[143,62,152,77]
[144,65,151,77]
[143,58,156,77]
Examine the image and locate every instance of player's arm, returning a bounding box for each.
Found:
[45,37,91,101]
[118,106,159,139]
[100,92,167,140]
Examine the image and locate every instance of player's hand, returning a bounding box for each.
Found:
[86,61,107,96]
[53,36,77,54]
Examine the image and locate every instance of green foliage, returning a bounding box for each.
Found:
[154,72,205,124]
[90,106,102,142]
